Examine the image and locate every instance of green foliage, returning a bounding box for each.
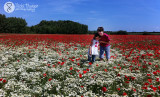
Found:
[1,14,160,35]
[0,14,7,33]
[116,30,128,35]
[0,14,27,33]
[32,20,88,34]
[142,31,152,35]
[0,14,88,34]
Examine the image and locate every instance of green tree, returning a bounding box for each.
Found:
[0,14,7,33]
[117,30,128,35]
[6,17,27,33]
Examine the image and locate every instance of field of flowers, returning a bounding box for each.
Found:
[0,34,160,97]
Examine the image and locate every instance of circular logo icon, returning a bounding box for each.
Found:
[4,2,15,13]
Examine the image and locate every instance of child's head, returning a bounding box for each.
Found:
[93,33,100,40]
[97,27,104,36]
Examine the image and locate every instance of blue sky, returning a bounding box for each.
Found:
[0,0,160,32]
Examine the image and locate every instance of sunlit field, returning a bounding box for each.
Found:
[0,34,160,97]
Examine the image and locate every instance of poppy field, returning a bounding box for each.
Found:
[0,34,160,97]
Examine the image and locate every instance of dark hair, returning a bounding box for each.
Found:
[97,27,104,32]
[93,33,100,39]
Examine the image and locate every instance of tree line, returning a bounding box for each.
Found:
[0,14,88,34]
[1,14,160,35]
[0,14,27,34]
[89,30,160,35]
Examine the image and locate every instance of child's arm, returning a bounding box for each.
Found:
[99,35,110,44]
[89,41,93,55]
[99,41,110,44]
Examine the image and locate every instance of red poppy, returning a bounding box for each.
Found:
[74,48,77,50]
[152,87,157,92]
[147,95,152,97]
[43,73,47,77]
[148,62,152,65]
[102,87,107,92]
[150,85,153,88]
[148,79,152,83]
[79,74,82,78]
[153,71,157,75]
[147,74,151,76]
[144,83,149,86]
[89,62,92,65]
[83,71,87,74]
[142,86,148,90]
[48,78,52,81]
[61,62,64,65]
[70,67,73,70]
[131,77,135,80]
[104,69,107,72]
[117,88,120,91]
[138,64,141,66]
[158,86,160,91]
[133,88,136,92]
[157,70,160,73]
[156,78,159,82]
[72,56,75,59]
[0,78,3,81]
[76,58,80,61]
[123,92,127,96]
[86,69,90,71]
[92,74,96,78]
[127,78,131,80]
[71,59,74,62]
[155,65,158,68]
[125,75,128,79]
[117,74,120,76]
[81,86,84,88]
[125,81,129,83]
[3,79,6,83]
[143,65,147,68]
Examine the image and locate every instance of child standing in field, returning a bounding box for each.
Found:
[97,27,111,62]
[88,33,100,63]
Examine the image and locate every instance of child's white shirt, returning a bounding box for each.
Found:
[88,39,99,55]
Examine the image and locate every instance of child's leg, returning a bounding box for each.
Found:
[104,45,111,60]
[88,55,92,62]
[99,46,105,59]
[92,55,96,62]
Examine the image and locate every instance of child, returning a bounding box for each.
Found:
[97,27,111,62]
[88,33,100,63]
